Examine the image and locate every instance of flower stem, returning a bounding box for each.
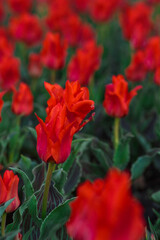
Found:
[41,162,56,219]
[114,118,120,149]
[1,212,7,237]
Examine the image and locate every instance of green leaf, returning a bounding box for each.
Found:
[23,227,35,240]
[20,155,32,169]
[6,200,28,232]
[63,137,92,172]
[10,167,34,200]
[32,163,46,191]
[131,156,152,180]
[26,127,37,139]
[52,169,67,193]
[0,230,20,240]
[0,199,14,218]
[64,160,82,195]
[113,138,130,170]
[39,199,73,240]
[152,191,160,203]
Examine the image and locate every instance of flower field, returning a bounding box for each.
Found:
[0,0,160,239]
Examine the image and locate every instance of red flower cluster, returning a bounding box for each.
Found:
[68,41,103,85]
[7,0,32,14]
[120,2,153,49]
[0,36,14,61]
[45,0,95,47]
[41,32,68,70]
[36,80,94,164]
[0,170,20,213]
[9,14,42,47]
[67,168,145,240]
[0,57,20,90]
[125,51,147,82]
[126,37,160,85]
[11,83,33,116]
[88,0,124,22]
[71,0,124,22]
[103,75,142,118]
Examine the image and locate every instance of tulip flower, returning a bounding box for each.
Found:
[68,41,103,85]
[103,75,142,149]
[9,14,42,47]
[0,170,20,213]
[11,82,33,116]
[144,37,160,71]
[125,51,147,82]
[0,57,20,91]
[7,0,32,13]
[103,75,142,118]
[35,80,94,219]
[67,168,145,240]
[41,32,68,70]
[0,36,14,61]
[36,80,94,164]
[119,2,153,48]
[88,0,123,22]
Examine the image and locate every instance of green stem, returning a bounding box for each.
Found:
[41,162,56,219]
[9,116,21,164]
[50,70,56,84]
[114,118,120,149]
[1,212,7,237]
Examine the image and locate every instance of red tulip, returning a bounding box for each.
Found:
[28,53,43,78]
[9,14,42,47]
[0,2,5,22]
[35,80,94,164]
[0,91,5,122]
[103,75,142,118]
[0,36,14,61]
[70,0,90,12]
[125,51,147,82]
[7,0,32,13]
[67,168,145,240]
[68,41,102,85]
[0,170,20,213]
[0,57,20,90]
[88,0,123,22]
[14,233,22,240]
[41,32,68,70]
[45,0,71,32]
[11,82,33,116]
[144,37,160,71]
[119,2,153,48]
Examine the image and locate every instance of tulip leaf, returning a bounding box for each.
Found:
[39,199,74,240]
[6,198,29,232]
[22,227,35,240]
[113,138,130,170]
[21,183,63,239]
[0,230,20,240]
[32,162,46,191]
[0,198,14,218]
[64,160,82,195]
[52,168,67,193]
[131,156,152,180]
[26,126,37,139]
[10,167,34,199]
[152,191,160,203]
